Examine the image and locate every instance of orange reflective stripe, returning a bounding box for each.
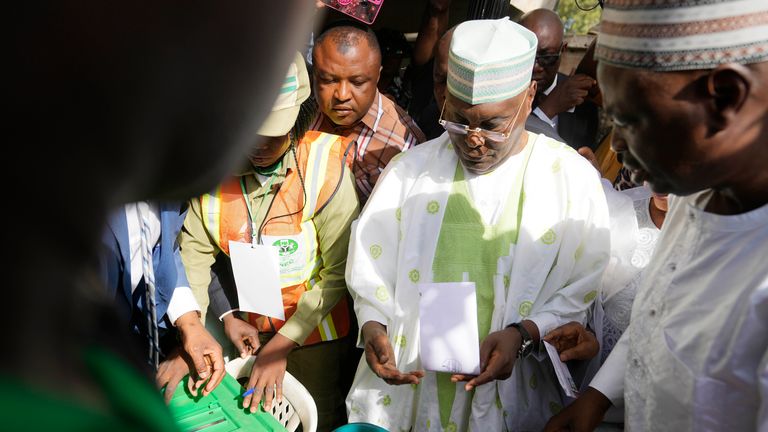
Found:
[204,131,351,344]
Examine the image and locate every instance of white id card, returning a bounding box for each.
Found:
[228,241,284,320]
[418,282,481,375]
[544,340,580,398]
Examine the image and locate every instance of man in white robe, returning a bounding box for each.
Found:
[545,1,768,431]
[345,18,610,432]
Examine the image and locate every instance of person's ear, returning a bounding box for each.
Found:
[706,63,752,131]
[526,81,537,111]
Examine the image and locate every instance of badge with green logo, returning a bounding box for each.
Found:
[273,239,299,257]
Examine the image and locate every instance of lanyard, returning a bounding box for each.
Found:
[239,171,278,244]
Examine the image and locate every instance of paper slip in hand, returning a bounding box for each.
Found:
[418,282,481,375]
[228,241,284,321]
[543,340,579,398]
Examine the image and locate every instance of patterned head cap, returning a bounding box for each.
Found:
[258,51,311,137]
[597,0,768,72]
[447,18,538,105]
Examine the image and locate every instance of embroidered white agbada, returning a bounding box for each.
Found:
[345,132,610,431]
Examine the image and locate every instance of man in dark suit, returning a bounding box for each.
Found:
[521,9,600,151]
[102,201,225,402]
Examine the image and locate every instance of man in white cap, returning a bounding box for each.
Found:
[345,18,610,431]
[545,1,768,431]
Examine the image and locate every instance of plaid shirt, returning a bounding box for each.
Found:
[310,91,426,204]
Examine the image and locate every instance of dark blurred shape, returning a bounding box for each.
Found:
[376,28,412,108]
[467,0,508,19]
[7,0,314,427]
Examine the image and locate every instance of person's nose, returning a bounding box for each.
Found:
[533,62,544,75]
[464,131,484,149]
[334,81,352,103]
[610,129,628,154]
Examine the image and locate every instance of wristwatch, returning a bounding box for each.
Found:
[507,322,534,358]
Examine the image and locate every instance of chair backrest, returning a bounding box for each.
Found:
[226,357,318,432]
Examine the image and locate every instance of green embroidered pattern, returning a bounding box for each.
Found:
[394,335,407,348]
[382,395,392,406]
[519,301,533,317]
[370,244,383,259]
[395,207,402,221]
[375,286,390,302]
[529,373,538,389]
[427,200,440,214]
[445,421,457,432]
[584,290,598,304]
[541,229,556,245]
[409,269,420,283]
[551,158,561,173]
[503,275,510,289]
[430,144,535,429]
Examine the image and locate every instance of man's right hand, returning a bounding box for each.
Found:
[544,387,612,432]
[156,347,194,404]
[538,74,596,118]
[543,321,600,362]
[223,313,260,358]
[362,321,424,385]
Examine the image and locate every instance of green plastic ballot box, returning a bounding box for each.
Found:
[164,373,287,432]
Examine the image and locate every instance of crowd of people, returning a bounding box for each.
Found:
[8,0,767,431]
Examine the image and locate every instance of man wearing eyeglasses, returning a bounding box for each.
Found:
[345,17,610,432]
[521,9,600,151]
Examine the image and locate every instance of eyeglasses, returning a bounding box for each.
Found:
[438,97,525,143]
[535,44,564,67]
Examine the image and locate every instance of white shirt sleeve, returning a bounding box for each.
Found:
[218,308,239,321]
[166,286,201,325]
[590,328,628,405]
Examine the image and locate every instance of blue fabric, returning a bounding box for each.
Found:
[101,202,188,335]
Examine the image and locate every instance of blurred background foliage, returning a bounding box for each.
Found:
[556,0,602,35]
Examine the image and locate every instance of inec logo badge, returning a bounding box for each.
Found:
[273,239,299,257]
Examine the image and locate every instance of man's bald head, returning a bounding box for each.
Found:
[521,9,565,91]
[520,9,564,40]
[314,25,381,63]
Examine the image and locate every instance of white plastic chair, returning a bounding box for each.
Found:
[225,356,318,432]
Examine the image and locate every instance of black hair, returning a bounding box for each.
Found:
[290,95,319,146]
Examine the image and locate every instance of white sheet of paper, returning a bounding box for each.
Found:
[544,340,579,398]
[228,241,284,320]
[418,282,481,375]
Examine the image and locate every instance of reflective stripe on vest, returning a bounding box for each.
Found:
[199,131,350,344]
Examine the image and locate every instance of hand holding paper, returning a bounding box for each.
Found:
[544,340,580,398]
[418,282,481,376]
[543,321,599,362]
[451,326,520,391]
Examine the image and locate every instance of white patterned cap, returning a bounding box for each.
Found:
[597,0,768,71]
[447,18,538,105]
